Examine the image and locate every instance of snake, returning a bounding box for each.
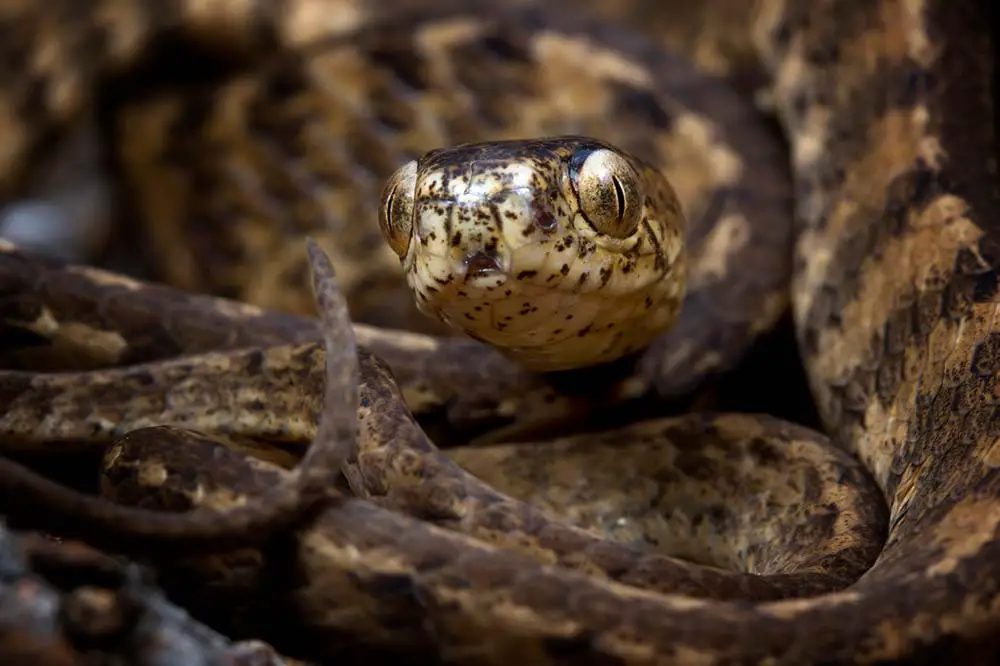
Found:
[0,0,998,663]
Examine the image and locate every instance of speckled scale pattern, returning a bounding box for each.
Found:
[401,137,686,371]
[1,1,795,389]
[0,0,998,664]
[0,241,361,550]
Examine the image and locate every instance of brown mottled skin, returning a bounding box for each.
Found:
[0,0,999,664]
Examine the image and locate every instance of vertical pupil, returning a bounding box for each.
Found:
[611,175,625,220]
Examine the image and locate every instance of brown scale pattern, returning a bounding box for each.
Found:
[0,0,998,664]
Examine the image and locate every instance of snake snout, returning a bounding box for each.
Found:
[398,137,688,372]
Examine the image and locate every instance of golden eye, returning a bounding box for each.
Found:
[378,160,418,259]
[569,148,644,239]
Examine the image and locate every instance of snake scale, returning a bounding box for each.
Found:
[0,0,999,664]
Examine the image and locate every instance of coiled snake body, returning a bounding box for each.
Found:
[0,0,998,664]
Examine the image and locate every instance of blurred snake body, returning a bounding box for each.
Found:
[0,0,999,664]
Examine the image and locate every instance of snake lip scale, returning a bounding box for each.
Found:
[0,0,998,664]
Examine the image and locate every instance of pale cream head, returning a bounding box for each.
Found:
[379,137,687,372]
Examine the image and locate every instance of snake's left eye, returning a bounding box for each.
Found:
[379,160,418,259]
[569,147,644,239]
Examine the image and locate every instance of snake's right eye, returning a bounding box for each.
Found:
[379,161,418,259]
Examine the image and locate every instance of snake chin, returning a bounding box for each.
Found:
[386,138,687,372]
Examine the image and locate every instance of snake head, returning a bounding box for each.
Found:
[378,136,687,372]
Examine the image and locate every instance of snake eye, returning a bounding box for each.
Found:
[569,147,644,239]
[379,160,418,259]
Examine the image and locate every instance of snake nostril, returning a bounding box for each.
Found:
[534,208,557,232]
[463,249,503,279]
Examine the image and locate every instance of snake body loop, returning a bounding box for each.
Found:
[0,0,998,664]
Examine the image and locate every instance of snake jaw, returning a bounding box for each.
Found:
[397,137,687,371]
